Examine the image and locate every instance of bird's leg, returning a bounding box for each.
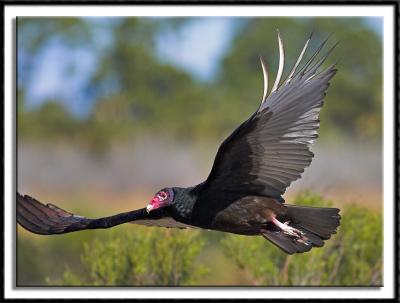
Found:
[271,217,305,238]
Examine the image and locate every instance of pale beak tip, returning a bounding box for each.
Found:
[146,204,153,213]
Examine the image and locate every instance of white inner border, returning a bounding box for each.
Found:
[4,4,395,300]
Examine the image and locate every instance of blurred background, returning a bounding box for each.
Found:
[17,17,383,286]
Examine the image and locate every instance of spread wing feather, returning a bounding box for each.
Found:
[17,193,167,235]
[131,217,197,229]
[192,34,337,212]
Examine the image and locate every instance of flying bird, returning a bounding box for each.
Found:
[17,32,340,254]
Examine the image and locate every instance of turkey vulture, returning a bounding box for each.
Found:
[17,32,340,254]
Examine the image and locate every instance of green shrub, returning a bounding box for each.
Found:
[47,227,208,286]
[221,192,382,286]
[21,192,381,286]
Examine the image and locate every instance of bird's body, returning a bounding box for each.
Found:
[17,32,341,255]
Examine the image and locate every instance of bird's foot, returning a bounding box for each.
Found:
[272,217,305,239]
[282,225,305,238]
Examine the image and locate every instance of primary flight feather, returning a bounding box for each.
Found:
[17,32,340,255]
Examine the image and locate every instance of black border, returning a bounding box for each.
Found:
[1,0,400,5]
[3,0,399,302]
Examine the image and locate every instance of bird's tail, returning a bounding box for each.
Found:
[261,205,340,254]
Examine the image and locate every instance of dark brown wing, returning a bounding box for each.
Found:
[191,34,337,224]
[131,217,197,229]
[17,192,166,235]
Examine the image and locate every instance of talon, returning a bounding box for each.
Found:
[272,217,304,239]
[296,237,311,245]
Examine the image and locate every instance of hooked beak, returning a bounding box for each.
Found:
[146,204,154,213]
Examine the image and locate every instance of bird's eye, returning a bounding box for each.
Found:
[158,191,167,201]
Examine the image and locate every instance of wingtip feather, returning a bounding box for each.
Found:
[259,55,269,102]
[285,34,312,83]
[271,30,285,93]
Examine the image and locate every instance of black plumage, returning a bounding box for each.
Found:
[17,32,341,255]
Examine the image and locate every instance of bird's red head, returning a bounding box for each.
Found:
[146,188,174,213]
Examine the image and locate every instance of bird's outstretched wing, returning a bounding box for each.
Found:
[192,33,337,220]
[17,193,169,235]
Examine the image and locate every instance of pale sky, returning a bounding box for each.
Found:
[156,18,237,81]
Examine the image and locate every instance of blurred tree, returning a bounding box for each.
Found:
[17,17,382,150]
[18,17,225,150]
[46,228,207,286]
[18,98,81,140]
[89,18,222,142]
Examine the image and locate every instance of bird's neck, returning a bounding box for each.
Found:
[171,186,198,221]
